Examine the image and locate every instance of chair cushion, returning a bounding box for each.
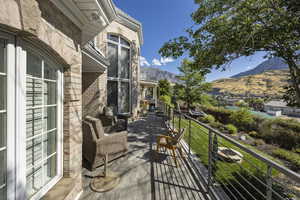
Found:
[158,137,167,145]
[85,116,105,139]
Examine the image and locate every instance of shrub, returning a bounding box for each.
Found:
[202,114,215,123]
[200,106,233,124]
[210,121,223,129]
[159,95,172,106]
[248,131,259,138]
[226,124,238,135]
[260,118,300,150]
[272,148,300,171]
[229,108,254,131]
[253,139,265,146]
[293,148,300,154]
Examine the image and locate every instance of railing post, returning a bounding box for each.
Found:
[188,118,191,155]
[179,113,182,130]
[172,109,175,128]
[208,130,213,193]
[266,165,273,200]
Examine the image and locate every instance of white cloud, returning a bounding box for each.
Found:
[152,58,162,66]
[140,56,150,67]
[160,57,174,65]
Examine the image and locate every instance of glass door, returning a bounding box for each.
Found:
[25,51,59,198]
[0,37,7,200]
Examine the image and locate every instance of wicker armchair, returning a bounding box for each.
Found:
[83,116,128,170]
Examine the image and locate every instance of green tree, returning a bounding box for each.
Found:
[245,97,265,111]
[174,59,211,110]
[283,83,300,107]
[230,108,254,131]
[158,79,171,97]
[159,0,300,105]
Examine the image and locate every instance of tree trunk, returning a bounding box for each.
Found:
[286,59,300,106]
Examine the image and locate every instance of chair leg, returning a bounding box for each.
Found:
[178,147,184,158]
[172,149,178,167]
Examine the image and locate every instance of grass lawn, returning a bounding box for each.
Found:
[172,117,291,200]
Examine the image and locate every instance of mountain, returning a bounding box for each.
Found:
[140,67,179,83]
[212,69,289,98]
[231,57,288,78]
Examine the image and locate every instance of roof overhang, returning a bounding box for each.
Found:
[140,80,158,87]
[82,42,109,73]
[51,0,117,45]
[115,8,143,45]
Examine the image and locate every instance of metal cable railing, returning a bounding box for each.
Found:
[162,104,300,200]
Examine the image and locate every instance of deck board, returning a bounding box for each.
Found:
[80,114,207,200]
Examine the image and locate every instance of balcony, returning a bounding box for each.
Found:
[80,108,300,200]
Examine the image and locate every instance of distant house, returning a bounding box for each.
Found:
[140,80,158,111]
[264,100,300,117]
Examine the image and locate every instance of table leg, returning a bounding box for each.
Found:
[104,154,108,177]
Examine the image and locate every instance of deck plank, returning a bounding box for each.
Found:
[81,114,206,200]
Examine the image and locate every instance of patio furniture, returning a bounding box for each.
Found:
[117,113,131,130]
[164,120,178,137]
[98,106,127,132]
[156,128,185,167]
[82,116,128,171]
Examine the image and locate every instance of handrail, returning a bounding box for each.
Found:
[162,104,300,200]
[183,113,300,183]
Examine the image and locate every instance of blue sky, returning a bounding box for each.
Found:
[114,0,268,82]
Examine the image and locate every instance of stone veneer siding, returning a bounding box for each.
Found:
[82,71,107,117]
[94,21,141,118]
[0,0,83,199]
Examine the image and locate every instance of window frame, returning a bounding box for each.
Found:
[0,32,64,200]
[107,34,132,114]
[0,30,16,200]
[21,41,64,200]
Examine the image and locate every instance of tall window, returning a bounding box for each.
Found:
[0,31,63,200]
[26,51,60,198]
[107,34,131,114]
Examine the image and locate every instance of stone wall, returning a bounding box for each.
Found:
[0,0,83,198]
[82,71,107,117]
[96,21,141,118]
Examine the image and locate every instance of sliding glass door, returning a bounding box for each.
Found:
[0,37,7,200]
[26,52,59,198]
[0,31,63,200]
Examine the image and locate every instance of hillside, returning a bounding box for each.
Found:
[212,69,289,97]
[140,67,179,83]
[231,57,288,78]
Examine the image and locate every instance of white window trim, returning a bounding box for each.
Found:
[107,34,132,114]
[0,33,64,200]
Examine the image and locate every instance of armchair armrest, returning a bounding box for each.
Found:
[156,135,177,144]
[96,132,128,156]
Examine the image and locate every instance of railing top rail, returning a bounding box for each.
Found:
[173,109,300,183]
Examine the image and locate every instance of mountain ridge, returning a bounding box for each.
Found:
[231,57,288,78]
[140,66,179,83]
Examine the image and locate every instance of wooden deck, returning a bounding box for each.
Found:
[80,114,207,200]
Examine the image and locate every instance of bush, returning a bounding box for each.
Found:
[209,121,223,129]
[200,106,233,124]
[226,124,238,135]
[260,118,300,150]
[248,131,259,138]
[272,148,300,171]
[159,95,172,106]
[229,108,254,131]
[253,139,265,146]
[202,114,215,123]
